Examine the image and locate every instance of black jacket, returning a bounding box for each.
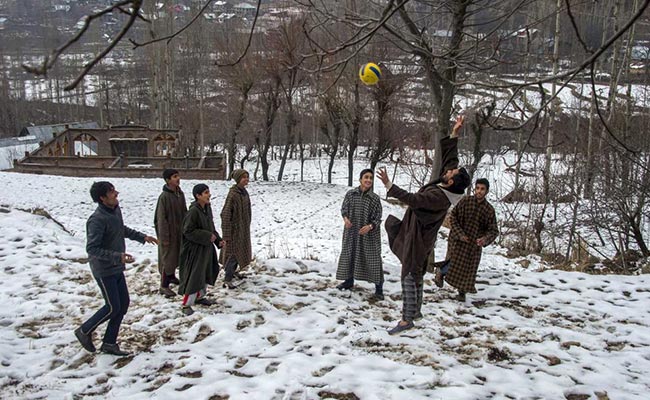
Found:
[86,204,145,278]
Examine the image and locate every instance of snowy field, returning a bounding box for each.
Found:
[0,159,649,399]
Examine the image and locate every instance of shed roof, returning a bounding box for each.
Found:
[19,122,100,142]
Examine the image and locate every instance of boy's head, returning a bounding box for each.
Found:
[231,169,249,187]
[446,167,471,194]
[163,168,179,181]
[90,181,119,207]
[162,168,180,188]
[359,168,374,191]
[474,178,490,200]
[192,183,210,201]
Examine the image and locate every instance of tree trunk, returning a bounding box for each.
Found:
[228,89,251,175]
[347,82,361,187]
[277,91,296,181]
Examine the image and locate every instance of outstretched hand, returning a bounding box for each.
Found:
[377,167,390,187]
[451,115,465,138]
[144,235,159,245]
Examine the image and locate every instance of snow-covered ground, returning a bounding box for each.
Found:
[0,160,649,399]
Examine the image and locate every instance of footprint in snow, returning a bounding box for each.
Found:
[234,357,248,368]
[265,361,281,373]
[312,365,335,377]
[237,319,252,330]
[254,314,265,326]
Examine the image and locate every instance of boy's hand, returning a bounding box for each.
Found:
[122,253,135,264]
[144,235,159,245]
[359,225,373,235]
[451,115,465,138]
[377,167,391,187]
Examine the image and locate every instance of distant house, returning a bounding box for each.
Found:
[203,12,217,21]
[0,16,8,30]
[233,2,257,18]
[631,44,650,61]
[495,27,549,60]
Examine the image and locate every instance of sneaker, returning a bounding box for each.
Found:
[181,305,194,316]
[414,312,423,321]
[100,343,130,356]
[159,287,176,297]
[388,321,415,335]
[196,297,215,306]
[233,271,246,280]
[434,270,444,288]
[222,281,237,290]
[74,327,96,353]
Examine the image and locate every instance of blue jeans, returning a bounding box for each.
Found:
[80,272,130,345]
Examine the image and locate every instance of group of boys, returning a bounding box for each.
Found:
[74,168,251,356]
[73,115,499,354]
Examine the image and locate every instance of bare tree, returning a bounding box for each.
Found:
[319,89,346,183]
[271,18,308,182]
[368,65,405,171]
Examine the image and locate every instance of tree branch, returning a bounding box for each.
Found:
[63,1,143,91]
[129,0,215,48]
[22,0,137,83]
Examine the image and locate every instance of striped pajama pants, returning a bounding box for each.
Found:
[401,272,423,322]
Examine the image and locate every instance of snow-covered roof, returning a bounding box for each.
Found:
[234,3,256,9]
[19,121,100,142]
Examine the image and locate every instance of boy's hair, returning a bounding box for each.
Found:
[475,178,490,191]
[163,168,179,181]
[447,167,471,194]
[90,181,114,203]
[192,183,209,200]
[359,168,374,180]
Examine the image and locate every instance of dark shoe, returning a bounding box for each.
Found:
[181,306,194,316]
[159,287,176,297]
[74,327,95,353]
[336,282,353,291]
[100,343,130,357]
[222,281,237,290]
[233,271,246,280]
[414,312,423,321]
[434,270,444,288]
[388,321,415,335]
[455,292,467,302]
[196,297,215,306]
[373,291,385,301]
[168,275,180,285]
